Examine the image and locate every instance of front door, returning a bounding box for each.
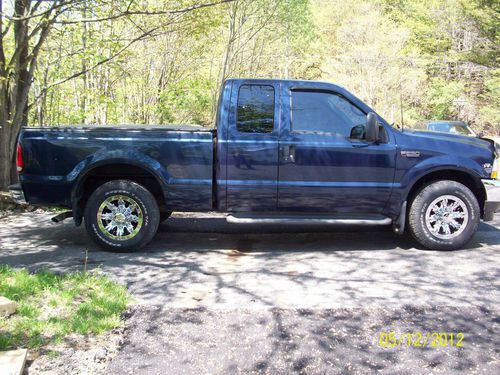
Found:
[225,82,280,211]
[278,88,397,214]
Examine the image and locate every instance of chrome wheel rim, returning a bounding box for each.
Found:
[425,195,469,239]
[97,195,143,240]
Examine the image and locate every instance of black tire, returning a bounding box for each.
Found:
[84,180,160,252]
[408,180,480,250]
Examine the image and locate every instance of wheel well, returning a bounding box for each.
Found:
[406,170,486,215]
[74,164,167,223]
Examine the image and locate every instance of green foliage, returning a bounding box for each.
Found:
[17,0,498,135]
[381,0,456,56]
[459,0,499,68]
[277,0,314,48]
[478,70,500,134]
[424,78,465,119]
[379,0,499,132]
[0,265,129,350]
[157,77,213,125]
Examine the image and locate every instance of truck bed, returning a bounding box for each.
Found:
[18,125,215,211]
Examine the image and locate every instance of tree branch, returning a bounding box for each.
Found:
[0,0,5,75]
[12,8,57,132]
[30,25,169,105]
[55,0,234,24]
[6,1,68,70]
[0,0,85,21]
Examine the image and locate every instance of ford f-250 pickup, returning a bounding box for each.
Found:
[9,79,500,251]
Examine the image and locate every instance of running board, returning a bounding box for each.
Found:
[51,211,73,223]
[226,214,392,226]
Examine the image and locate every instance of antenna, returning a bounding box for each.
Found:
[399,84,404,131]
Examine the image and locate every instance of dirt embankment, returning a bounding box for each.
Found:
[0,191,43,219]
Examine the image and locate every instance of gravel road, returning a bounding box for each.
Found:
[1,212,499,374]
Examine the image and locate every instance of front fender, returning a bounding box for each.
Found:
[384,154,487,217]
[400,154,486,196]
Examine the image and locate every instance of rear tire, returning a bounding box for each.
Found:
[408,180,479,250]
[84,180,160,252]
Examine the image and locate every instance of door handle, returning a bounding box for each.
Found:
[289,145,295,162]
[281,145,295,163]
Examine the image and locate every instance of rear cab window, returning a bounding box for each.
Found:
[237,85,275,133]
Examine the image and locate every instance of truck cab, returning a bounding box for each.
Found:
[216,79,396,216]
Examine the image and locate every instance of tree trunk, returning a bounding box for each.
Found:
[0,109,13,190]
[0,103,20,189]
[0,0,30,190]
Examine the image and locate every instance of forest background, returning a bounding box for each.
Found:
[0,0,498,187]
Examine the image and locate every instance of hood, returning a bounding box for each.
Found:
[404,129,495,154]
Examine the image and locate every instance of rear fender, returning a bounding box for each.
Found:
[70,150,170,225]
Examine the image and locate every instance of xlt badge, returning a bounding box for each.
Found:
[401,150,421,158]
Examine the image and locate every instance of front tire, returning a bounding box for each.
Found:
[408,180,480,250]
[84,180,160,252]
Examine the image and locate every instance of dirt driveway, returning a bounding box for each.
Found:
[1,212,499,374]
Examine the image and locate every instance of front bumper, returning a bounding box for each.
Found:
[482,179,500,221]
[8,183,26,204]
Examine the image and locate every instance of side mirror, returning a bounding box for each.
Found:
[365,112,379,143]
[350,124,365,140]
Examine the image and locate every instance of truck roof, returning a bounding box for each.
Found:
[225,77,346,89]
[224,78,388,127]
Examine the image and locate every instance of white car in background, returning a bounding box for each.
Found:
[422,120,477,137]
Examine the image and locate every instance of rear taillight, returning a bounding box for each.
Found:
[16,143,24,173]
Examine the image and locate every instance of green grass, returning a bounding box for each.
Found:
[0,265,129,350]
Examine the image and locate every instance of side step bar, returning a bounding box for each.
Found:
[51,211,73,223]
[227,214,392,226]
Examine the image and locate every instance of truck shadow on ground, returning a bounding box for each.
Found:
[1,213,499,308]
[157,214,500,251]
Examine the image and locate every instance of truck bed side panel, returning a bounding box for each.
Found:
[19,127,214,211]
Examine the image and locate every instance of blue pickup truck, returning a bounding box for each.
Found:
[10,79,500,251]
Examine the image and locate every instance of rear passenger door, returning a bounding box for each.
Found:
[225,81,280,211]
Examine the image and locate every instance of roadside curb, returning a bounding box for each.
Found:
[0,296,16,317]
[0,349,28,375]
